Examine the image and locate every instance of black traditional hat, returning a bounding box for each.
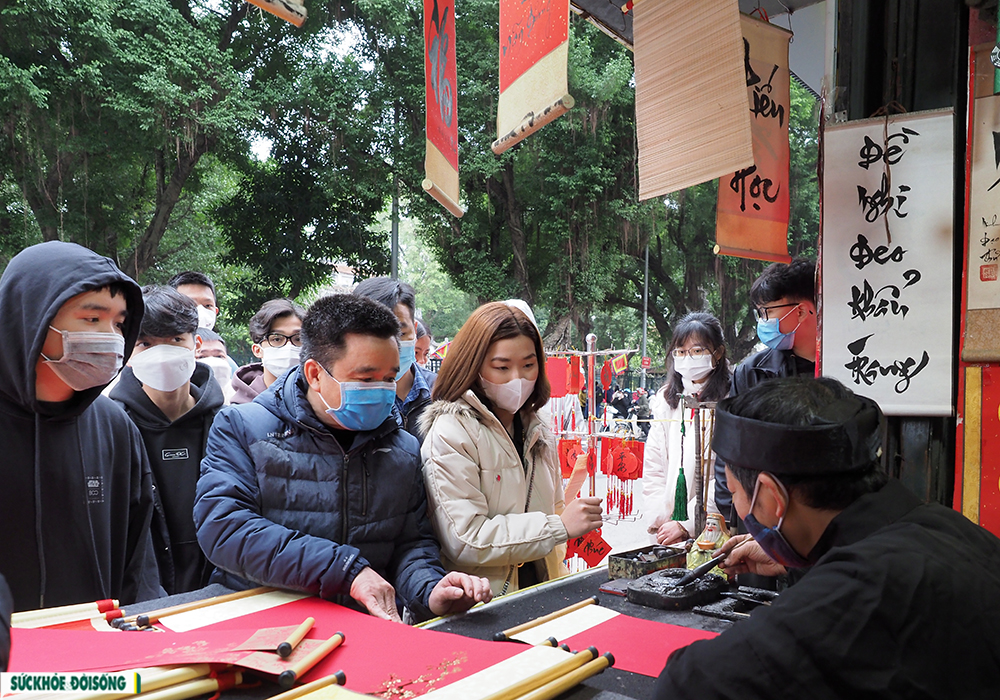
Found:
[712,390,883,475]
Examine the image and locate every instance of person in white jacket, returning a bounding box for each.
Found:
[420,302,603,595]
[643,312,731,545]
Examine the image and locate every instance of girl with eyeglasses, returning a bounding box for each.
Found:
[642,312,731,546]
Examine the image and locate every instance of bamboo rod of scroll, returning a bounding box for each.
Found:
[12,598,123,628]
[114,586,276,628]
[478,647,615,700]
[493,597,599,642]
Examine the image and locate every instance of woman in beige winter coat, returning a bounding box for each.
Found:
[420,302,603,595]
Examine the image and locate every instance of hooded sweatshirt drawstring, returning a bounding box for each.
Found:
[33,414,46,609]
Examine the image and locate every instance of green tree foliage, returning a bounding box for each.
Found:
[0,0,254,275]
[212,50,392,320]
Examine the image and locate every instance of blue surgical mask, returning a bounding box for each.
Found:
[317,365,395,432]
[743,474,818,569]
[756,304,800,351]
[396,339,416,381]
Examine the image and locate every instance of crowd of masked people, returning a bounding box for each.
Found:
[3,241,1000,697]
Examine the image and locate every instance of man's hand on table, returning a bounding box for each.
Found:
[428,572,493,616]
[717,534,788,578]
[350,566,402,622]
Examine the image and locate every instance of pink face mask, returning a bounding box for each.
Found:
[479,375,536,413]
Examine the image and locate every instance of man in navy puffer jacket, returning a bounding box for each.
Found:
[194,295,491,622]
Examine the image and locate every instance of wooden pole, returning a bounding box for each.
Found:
[493,596,599,641]
[119,587,275,628]
[693,405,706,537]
[265,673,346,700]
[515,653,615,700]
[475,648,598,700]
[278,632,346,689]
[277,617,315,658]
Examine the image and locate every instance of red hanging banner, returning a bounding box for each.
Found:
[423,0,464,217]
[546,357,569,398]
[715,15,792,263]
[494,0,572,154]
[558,438,583,479]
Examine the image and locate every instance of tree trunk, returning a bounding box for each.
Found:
[500,162,533,304]
[123,132,216,280]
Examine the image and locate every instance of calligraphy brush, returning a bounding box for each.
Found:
[671,550,729,588]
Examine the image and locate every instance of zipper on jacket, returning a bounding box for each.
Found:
[361,451,369,516]
[341,452,349,548]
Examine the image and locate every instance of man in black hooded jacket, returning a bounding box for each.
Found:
[111,286,224,594]
[0,241,160,612]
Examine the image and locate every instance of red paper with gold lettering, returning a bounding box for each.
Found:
[10,598,521,696]
[499,0,568,92]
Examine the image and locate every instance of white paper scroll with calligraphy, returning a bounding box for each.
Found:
[964,94,1000,361]
[493,0,572,155]
[821,110,954,416]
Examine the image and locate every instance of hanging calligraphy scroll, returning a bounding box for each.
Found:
[246,0,306,26]
[423,0,464,217]
[820,110,955,416]
[633,0,753,200]
[493,0,572,154]
[715,15,791,263]
[964,94,1000,361]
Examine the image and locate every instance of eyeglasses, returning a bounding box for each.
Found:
[755,303,800,321]
[671,346,713,358]
[264,332,302,348]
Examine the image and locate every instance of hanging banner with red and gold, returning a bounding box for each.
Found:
[715,15,792,263]
[493,0,572,154]
[246,0,306,26]
[423,0,464,217]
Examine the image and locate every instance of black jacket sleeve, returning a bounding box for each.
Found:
[386,464,446,621]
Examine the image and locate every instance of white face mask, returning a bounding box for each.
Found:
[199,356,232,393]
[261,344,301,377]
[196,306,217,330]
[479,375,536,413]
[673,354,715,382]
[130,344,196,392]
